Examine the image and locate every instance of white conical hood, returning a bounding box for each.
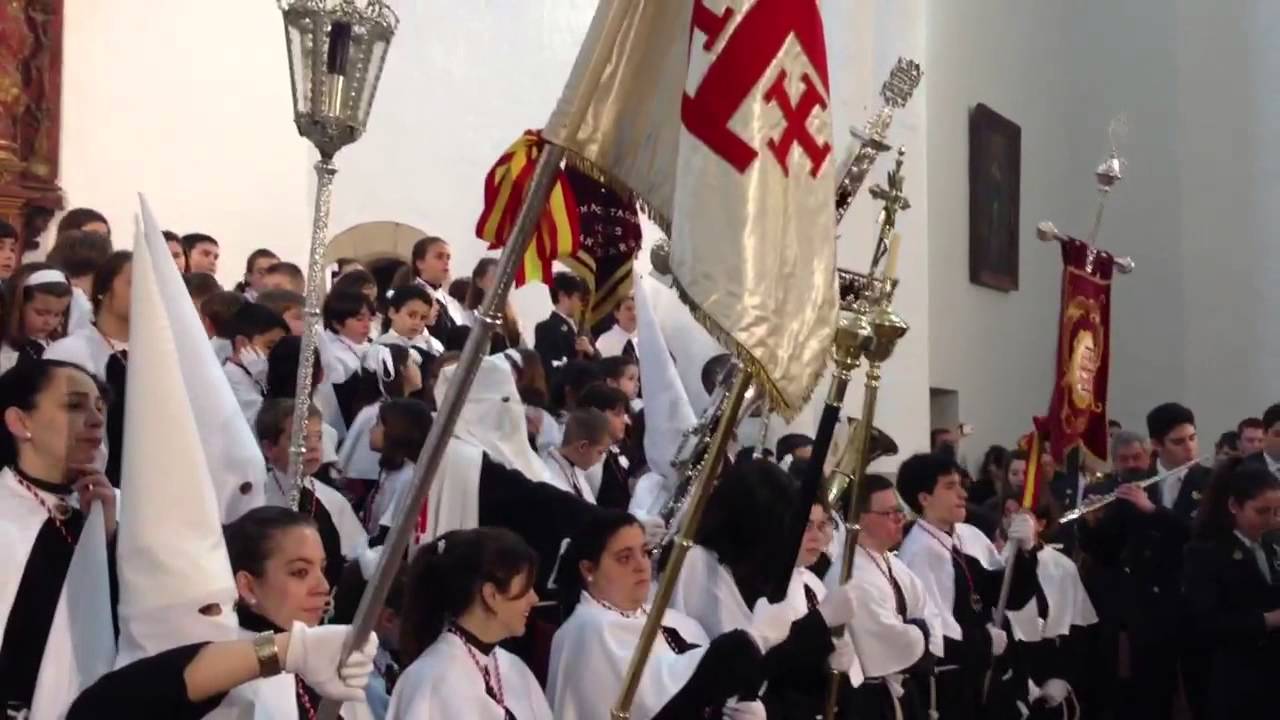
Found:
[635,276,697,483]
[139,197,265,521]
[115,196,240,666]
[434,354,549,483]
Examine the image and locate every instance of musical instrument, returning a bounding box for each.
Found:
[1057,456,1208,524]
[825,418,899,507]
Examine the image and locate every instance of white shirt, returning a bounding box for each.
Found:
[223,360,265,425]
[1264,453,1280,478]
[415,278,467,327]
[67,286,94,336]
[389,631,552,720]
[1235,530,1273,584]
[1156,459,1188,509]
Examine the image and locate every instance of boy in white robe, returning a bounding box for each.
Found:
[539,408,612,503]
[222,303,289,425]
[895,453,1041,720]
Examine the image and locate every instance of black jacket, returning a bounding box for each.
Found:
[534,312,587,382]
[1077,464,1209,625]
[1183,534,1280,718]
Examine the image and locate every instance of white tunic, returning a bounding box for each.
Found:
[66,286,93,336]
[596,324,637,358]
[548,593,709,720]
[848,545,946,680]
[0,468,114,720]
[318,330,368,386]
[338,402,383,482]
[668,546,862,684]
[263,470,368,561]
[897,520,1005,641]
[376,328,443,356]
[1007,545,1098,642]
[223,360,265,425]
[388,632,552,720]
[539,447,596,503]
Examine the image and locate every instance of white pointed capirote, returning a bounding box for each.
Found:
[634,276,696,483]
[115,199,240,666]
[138,197,266,521]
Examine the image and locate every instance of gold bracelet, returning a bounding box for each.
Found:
[253,631,283,678]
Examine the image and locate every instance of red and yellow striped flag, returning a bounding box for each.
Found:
[475,130,593,286]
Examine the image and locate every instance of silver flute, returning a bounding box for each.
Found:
[1058,456,1209,524]
[834,57,922,224]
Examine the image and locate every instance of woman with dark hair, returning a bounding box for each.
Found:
[388,527,551,719]
[668,459,860,720]
[0,263,73,374]
[407,236,465,342]
[464,257,522,347]
[56,207,111,239]
[1183,460,1280,718]
[45,250,132,487]
[0,359,115,718]
[969,445,1010,506]
[68,505,377,719]
[548,510,766,719]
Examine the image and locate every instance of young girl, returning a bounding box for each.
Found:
[378,285,444,356]
[0,263,73,374]
[389,527,551,720]
[1184,460,1280,718]
[365,398,432,536]
[319,289,375,430]
[336,344,423,512]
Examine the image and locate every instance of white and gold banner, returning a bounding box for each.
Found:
[545,0,837,418]
[671,0,836,416]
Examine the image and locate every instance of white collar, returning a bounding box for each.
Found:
[1234,530,1263,552]
[1265,453,1280,472]
[916,518,956,551]
[1155,458,1189,478]
[554,309,578,332]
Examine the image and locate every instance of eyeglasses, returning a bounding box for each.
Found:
[864,508,906,519]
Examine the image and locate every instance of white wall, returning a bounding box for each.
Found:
[60,0,935,453]
[926,0,1279,464]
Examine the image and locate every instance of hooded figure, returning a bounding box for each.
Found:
[406,355,601,591]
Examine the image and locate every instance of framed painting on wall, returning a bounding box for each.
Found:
[969,103,1021,292]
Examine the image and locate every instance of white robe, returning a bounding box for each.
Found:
[1007,545,1098,642]
[263,471,368,561]
[376,329,443,356]
[0,468,115,720]
[211,336,233,366]
[539,447,596,503]
[223,360,265,425]
[548,593,709,720]
[318,331,368,386]
[897,520,1005,641]
[388,632,552,720]
[595,324,637,358]
[374,463,415,532]
[848,545,946,681]
[201,640,373,720]
[668,545,862,684]
[67,286,93,336]
[338,402,382,482]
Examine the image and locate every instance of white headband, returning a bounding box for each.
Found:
[24,269,69,287]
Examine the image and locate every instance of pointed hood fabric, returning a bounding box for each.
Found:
[115,198,240,666]
[434,355,549,484]
[635,276,696,484]
[139,197,265,521]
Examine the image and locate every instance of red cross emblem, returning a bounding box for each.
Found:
[682,0,832,178]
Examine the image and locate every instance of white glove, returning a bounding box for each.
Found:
[747,599,794,654]
[1006,511,1035,550]
[356,545,382,580]
[818,580,856,628]
[828,631,856,673]
[633,512,667,547]
[986,625,1008,657]
[284,622,378,702]
[1034,678,1071,707]
[237,345,268,383]
[722,697,766,720]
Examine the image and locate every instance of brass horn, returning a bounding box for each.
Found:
[825,418,899,507]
